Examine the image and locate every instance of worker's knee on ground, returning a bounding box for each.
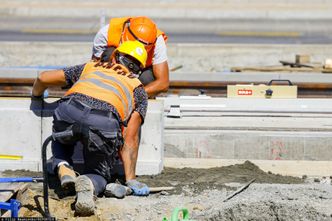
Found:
[139,68,155,86]
[101,47,116,62]
[84,173,107,196]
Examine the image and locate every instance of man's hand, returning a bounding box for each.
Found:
[126,179,150,196]
[144,61,169,98]
[31,69,66,99]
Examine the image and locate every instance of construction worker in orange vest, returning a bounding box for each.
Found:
[32,41,150,216]
[92,16,169,176]
[92,16,169,98]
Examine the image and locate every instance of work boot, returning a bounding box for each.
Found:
[58,164,76,192]
[75,175,95,216]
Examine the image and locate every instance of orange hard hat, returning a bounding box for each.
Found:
[122,16,157,49]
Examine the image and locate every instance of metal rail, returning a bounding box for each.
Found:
[0,78,332,98]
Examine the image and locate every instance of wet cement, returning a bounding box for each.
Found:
[2,161,314,220]
[3,160,303,196]
[137,161,303,194]
[1,161,309,220]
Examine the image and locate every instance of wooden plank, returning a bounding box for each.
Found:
[0,183,28,217]
[322,68,332,73]
[295,54,310,64]
[279,60,314,68]
[0,182,26,202]
[231,65,320,72]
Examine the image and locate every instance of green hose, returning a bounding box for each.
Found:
[162,207,195,221]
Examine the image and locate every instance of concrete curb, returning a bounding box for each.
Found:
[0,98,164,175]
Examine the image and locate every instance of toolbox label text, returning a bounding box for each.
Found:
[237,89,252,95]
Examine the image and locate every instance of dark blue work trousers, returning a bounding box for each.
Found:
[51,97,123,195]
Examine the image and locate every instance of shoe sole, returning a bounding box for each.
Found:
[75,176,95,216]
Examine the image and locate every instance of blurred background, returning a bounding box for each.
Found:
[1,0,332,88]
[1,0,332,44]
[1,0,332,70]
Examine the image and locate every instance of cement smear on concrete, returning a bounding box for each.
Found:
[3,161,332,220]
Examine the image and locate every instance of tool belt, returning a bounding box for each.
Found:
[67,98,113,117]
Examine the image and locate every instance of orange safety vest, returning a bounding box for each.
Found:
[65,62,142,124]
[107,17,168,68]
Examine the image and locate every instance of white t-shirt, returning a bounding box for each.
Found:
[92,24,168,65]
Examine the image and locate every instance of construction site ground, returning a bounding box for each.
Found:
[2,161,332,220]
[1,1,332,220]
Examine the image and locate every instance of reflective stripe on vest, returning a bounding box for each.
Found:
[78,77,129,117]
[107,17,168,67]
[91,71,133,115]
[65,62,141,124]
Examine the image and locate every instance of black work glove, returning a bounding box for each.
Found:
[31,90,49,100]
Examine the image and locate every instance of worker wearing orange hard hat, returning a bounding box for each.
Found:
[92,16,169,98]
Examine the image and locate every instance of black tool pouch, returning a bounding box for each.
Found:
[52,120,79,144]
[83,128,123,181]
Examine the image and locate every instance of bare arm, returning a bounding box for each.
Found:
[32,70,67,97]
[92,25,109,59]
[144,61,169,98]
[119,111,142,181]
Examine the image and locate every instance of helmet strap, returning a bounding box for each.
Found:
[115,52,142,77]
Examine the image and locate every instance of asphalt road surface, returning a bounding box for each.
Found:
[1,30,332,44]
[1,17,332,44]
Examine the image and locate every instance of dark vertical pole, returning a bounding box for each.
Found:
[42,135,53,218]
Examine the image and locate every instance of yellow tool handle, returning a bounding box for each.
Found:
[0,154,23,160]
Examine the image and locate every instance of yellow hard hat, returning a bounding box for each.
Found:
[115,41,147,68]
